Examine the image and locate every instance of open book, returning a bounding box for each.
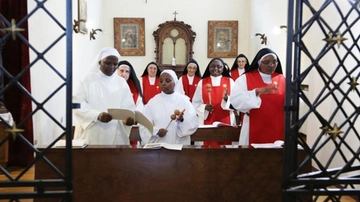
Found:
[108,108,153,134]
[251,140,284,148]
[54,139,87,148]
[251,140,303,149]
[199,121,239,128]
[143,143,183,150]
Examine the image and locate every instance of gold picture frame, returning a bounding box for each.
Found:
[114,18,145,56]
[78,0,88,34]
[208,21,238,58]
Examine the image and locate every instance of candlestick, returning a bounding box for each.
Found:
[206,84,212,104]
[223,84,228,98]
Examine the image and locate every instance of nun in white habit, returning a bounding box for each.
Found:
[73,47,135,145]
[139,69,199,145]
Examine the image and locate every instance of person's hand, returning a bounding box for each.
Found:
[123,117,135,126]
[205,104,214,112]
[176,109,185,122]
[97,112,112,123]
[255,85,278,96]
[157,128,168,137]
[223,88,228,101]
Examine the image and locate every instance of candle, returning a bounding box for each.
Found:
[206,84,212,104]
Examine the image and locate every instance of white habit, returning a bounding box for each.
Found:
[139,91,199,145]
[73,70,135,145]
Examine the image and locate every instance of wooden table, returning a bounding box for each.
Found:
[34,146,311,202]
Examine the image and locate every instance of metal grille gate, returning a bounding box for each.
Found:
[0,0,73,201]
[283,0,360,201]
[0,0,359,202]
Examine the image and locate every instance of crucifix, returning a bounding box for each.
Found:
[173,11,178,21]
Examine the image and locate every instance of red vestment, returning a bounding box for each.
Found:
[142,76,161,104]
[230,69,240,80]
[201,77,232,146]
[128,79,139,104]
[246,71,285,144]
[181,75,200,102]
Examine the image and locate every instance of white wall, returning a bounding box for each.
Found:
[100,0,251,78]
[27,0,359,181]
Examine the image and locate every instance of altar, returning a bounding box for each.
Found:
[34,145,311,202]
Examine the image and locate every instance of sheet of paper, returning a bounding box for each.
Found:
[162,143,183,150]
[108,109,154,134]
[250,143,282,148]
[198,124,217,129]
[54,139,87,148]
[143,143,162,149]
[107,108,135,120]
[135,110,153,134]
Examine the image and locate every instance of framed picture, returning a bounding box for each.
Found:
[78,0,88,34]
[114,18,145,56]
[208,21,238,58]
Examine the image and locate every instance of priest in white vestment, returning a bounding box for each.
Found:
[139,70,199,145]
[73,47,135,145]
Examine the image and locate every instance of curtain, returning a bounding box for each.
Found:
[0,0,33,166]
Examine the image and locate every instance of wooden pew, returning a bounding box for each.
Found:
[130,125,240,143]
[34,146,311,202]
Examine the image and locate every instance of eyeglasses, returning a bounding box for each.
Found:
[209,64,223,69]
[261,61,278,66]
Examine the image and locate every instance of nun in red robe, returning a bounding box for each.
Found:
[118,60,144,146]
[140,62,161,105]
[178,59,202,102]
[230,48,285,145]
[192,58,236,146]
[230,53,250,81]
[117,60,144,111]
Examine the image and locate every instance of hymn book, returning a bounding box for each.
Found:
[199,121,240,128]
[107,108,153,134]
[143,143,183,150]
[251,140,303,149]
[251,140,284,148]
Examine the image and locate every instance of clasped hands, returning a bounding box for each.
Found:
[97,112,134,126]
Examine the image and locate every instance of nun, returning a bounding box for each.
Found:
[230,48,285,145]
[139,69,199,145]
[230,53,250,80]
[140,61,161,104]
[191,58,236,146]
[73,47,135,145]
[178,59,202,102]
[117,60,144,112]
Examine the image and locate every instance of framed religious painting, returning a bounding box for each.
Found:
[78,0,88,34]
[114,18,145,56]
[208,21,238,58]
